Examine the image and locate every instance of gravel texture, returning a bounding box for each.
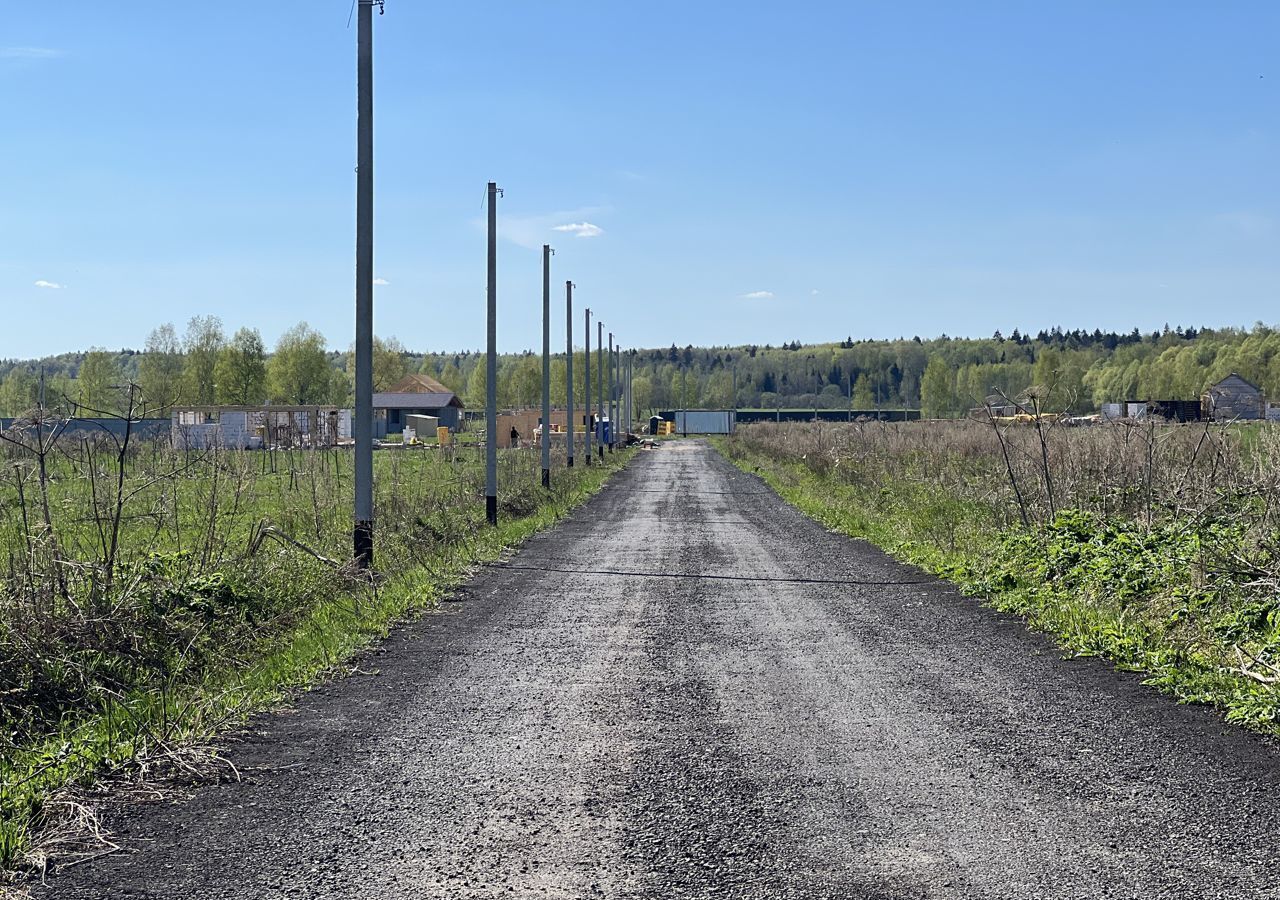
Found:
[33,440,1280,898]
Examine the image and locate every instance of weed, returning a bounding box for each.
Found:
[0,420,629,875]
[718,420,1280,738]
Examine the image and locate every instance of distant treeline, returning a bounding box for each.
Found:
[3,320,1279,418]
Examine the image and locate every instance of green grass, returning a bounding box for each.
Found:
[0,442,630,873]
[714,435,1280,738]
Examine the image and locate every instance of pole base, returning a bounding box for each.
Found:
[542,468,550,489]
[567,457,574,468]
[598,446,604,459]
[486,495,498,526]
[354,520,374,569]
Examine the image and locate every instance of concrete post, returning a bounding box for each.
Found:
[565,281,574,468]
[607,332,615,452]
[541,244,552,489]
[485,182,499,525]
[584,307,592,464]
[597,321,604,459]
[353,0,376,568]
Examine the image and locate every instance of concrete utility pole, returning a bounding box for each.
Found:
[584,307,593,464]
[612,343,620,447]
[597,320,604,459]
[625,349,632,438]
[353,0,380,568]
[681,367,687,436]
[541,244,552,489]
[486,181,500,526]
[607,332,615,452]
[565,281,575,468]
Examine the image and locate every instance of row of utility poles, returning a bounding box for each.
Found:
[485,181,633,524]
[354,3,632,565]
[353,5,632,563]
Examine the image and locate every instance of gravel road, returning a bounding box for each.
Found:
[34,440,1280,899]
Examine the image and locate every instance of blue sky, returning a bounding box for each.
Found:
[3,2,1279,357]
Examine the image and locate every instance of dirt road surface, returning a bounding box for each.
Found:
[33,441,1280,899]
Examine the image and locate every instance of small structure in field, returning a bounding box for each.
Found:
[374,374,464,438]
[497,409,592,449]
[1,416,171,441]
[1147,399,1202,423]
[402,414,440,442]
[1202,373,1265,422]
[671,409,737,434]
[172,406,350,450]
[1101,399,1201,423]
[983,395,1021,417]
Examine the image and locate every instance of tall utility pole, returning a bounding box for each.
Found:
[353,0,379,569]
[565,281,575,468]
[485,181,499,526]
[607,332,615,452]
[681,367,687,435]
[540,245,552,489]
[584,307,593,464]
[612,343,620,447]
[627,349,633,437]
[596,320,604,459]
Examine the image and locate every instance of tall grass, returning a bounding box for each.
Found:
[0,412,627,875]
[722,419,1280,734]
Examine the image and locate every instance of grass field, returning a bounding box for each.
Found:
[0,422,628,874]
[720,418,1280,737]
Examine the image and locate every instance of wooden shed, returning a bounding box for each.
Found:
[1202,373,1265,421]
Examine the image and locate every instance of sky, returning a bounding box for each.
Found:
[3,1,1279,358]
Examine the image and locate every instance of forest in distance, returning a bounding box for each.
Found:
[3,319,1280,420]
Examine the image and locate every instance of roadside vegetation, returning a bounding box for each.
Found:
[0,411,628,875]
[721,416,1280,734]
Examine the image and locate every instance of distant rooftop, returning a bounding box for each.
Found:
[387,373,453,394]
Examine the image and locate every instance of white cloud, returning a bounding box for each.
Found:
[810,289,820,296]
[34,280,62,289]
[552,222,604,238]
[373,277,389,285]
[1,47,62,59]
[740,290,774,300]
[482,206,609,249]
